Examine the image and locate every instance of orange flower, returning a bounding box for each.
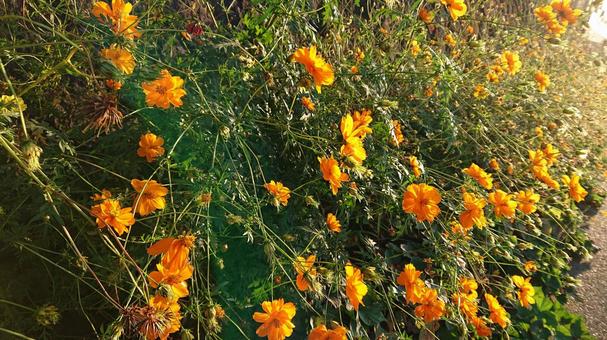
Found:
[551,0,582,25]
[390,120,405,147]
[92,0,141,39]
[301,97,315,111]
[131,179,169,216]
[90,198,135,235]
[516,190,540,214]
[489,158,500,170]
[452,292,478,320]
[350,65,359,74]
[440,0,467,21]
[326,213,342,233]
[100,45,135,74]
[291,46,335,93]
[264,180,291,207]
[524,260,538,273]
[253,299,296,340]
[294,255,316,292]
[345,263,368,311]
[501,51,522,75]
[485,294,509,328]
[542,144,559,166]
[105,79,122,90]
[463,163,493,189]
[308,324,347,340]
[459,192,487,229]
[534,71,550,92]
[488,190,517,219]
[409,156,422,177]
[402,183,441,222]
[319,156,349,195]
[512,275,535,308]
[444,33,456,47]
[471,316,492,337]
[139,294,182,340]
[91,189,112,201]
[414,288,445,323]
[340,110,373,141]
[141,70,186,109]
[148,261,193,298]
[147,234,196,270]
[397,264,426,304]
[562,173,588,202]
[137,133,165,162]
[418,8,434,23]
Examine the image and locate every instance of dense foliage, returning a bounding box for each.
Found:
[0,0,606,339]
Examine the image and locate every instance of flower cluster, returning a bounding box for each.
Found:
[534,0,583,37]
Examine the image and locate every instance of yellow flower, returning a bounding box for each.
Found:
[535,126,544,138]
[253,299,296,340]
[534,5,557,24]
[264,180,291,207]
[294,255,316,291]
[462,163,493,189]
[444,33,456,47]
[542,144,559,166]
[141,70,186,109]
[301,96,315,111]
[488,190,517,219]
[547,19,568,36]
[92,0,141,39]
[485,294,509,328]
[390,120,405,147]
[410,40,421,56]
[501,51,522,75]
[512,275,535,308]
[489,158,500,170]
[137,132,165,163]
[459,192,487,229]
[340,110,373,141]
[326,213,342,233]
[319,156,349,195]
[291,46,335,93]
[345,263,368,311]
[354,47,365,63]
[308,324,347,340]
[340,137,367,165]
[90,198,135,235]
[402,183,441,222]
[414,288,445,323]
[100,45,135,74]
[473,84,489,99]
[534,70,550,92]
[409,156,422,177]
[440,0,467,21]
[562,173,588,202]
[516,190,540,214]
[131,179,169,216]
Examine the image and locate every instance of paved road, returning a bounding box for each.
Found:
[567,205,607,338]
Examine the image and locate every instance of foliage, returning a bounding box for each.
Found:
[0,0,606,339]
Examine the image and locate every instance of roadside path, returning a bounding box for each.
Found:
[567,205,607,338]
